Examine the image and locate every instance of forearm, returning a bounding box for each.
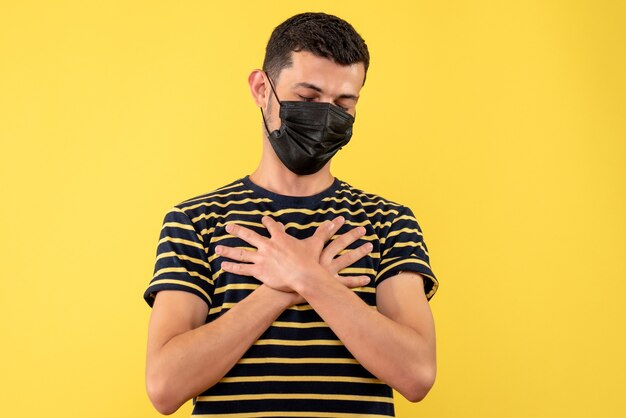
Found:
[295,269,436,402]
[149,285,295,414]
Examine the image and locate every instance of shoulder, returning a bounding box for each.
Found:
[154,177,249,232]
[333,179,426,246]
[162,177,248,217]
[333,178,411,218]
[176,177,247,208]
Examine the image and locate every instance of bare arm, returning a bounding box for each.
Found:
[145,285,294,415]
[145,216,371,414]
[295,269,437,402]
[220,216,437,402]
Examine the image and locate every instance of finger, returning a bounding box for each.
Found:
[335,274,371,289]
[220,260,256,277]
[330,242,374,272]
[215,245,260,264]
[321,225,367,264]
[225,222,267,248]
[261,215,285,238]
[312,216,345,245]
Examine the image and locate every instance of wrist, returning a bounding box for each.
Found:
[259,284,299,308]
[293,264,334,298]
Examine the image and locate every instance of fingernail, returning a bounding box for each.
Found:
[336,216,345,224]
[215,245,222,254]
[363,277,371,285]
[359,226,366,234]
[366,243,373,251]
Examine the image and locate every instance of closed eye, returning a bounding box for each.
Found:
[298,95,316,102]
[298,95,349,112]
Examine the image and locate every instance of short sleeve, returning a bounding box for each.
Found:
[143,207,214,308]
[376,205,439,301]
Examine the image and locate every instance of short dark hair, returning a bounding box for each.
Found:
[262,12,370,86]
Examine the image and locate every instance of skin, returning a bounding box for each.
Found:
[145,50,437,414]
[146,216,373,415]
[247,50,362,197]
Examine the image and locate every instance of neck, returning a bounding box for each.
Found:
[249,136,335,197]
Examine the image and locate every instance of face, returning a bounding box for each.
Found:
[250,50,366,134]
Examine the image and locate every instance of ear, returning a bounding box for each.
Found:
[248,69,270,107]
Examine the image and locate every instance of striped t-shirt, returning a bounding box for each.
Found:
[143,174,439,417]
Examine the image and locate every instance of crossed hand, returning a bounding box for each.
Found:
[215,215,373,304]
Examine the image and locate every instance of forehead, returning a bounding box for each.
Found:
[276,50,365,97]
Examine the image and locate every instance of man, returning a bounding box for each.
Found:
[144,12,439,417]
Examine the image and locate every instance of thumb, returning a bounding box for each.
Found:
[312,216,345,244]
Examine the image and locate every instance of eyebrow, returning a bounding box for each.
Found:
[293,82,359,101]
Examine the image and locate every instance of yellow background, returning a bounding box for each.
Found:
[1,1,625,417]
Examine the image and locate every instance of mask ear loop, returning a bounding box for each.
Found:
[259,70,281,138]
[265,71,281,105]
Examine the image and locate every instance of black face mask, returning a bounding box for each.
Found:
[259,72,356,175]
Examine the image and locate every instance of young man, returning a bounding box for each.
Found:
[144,12,439,417]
